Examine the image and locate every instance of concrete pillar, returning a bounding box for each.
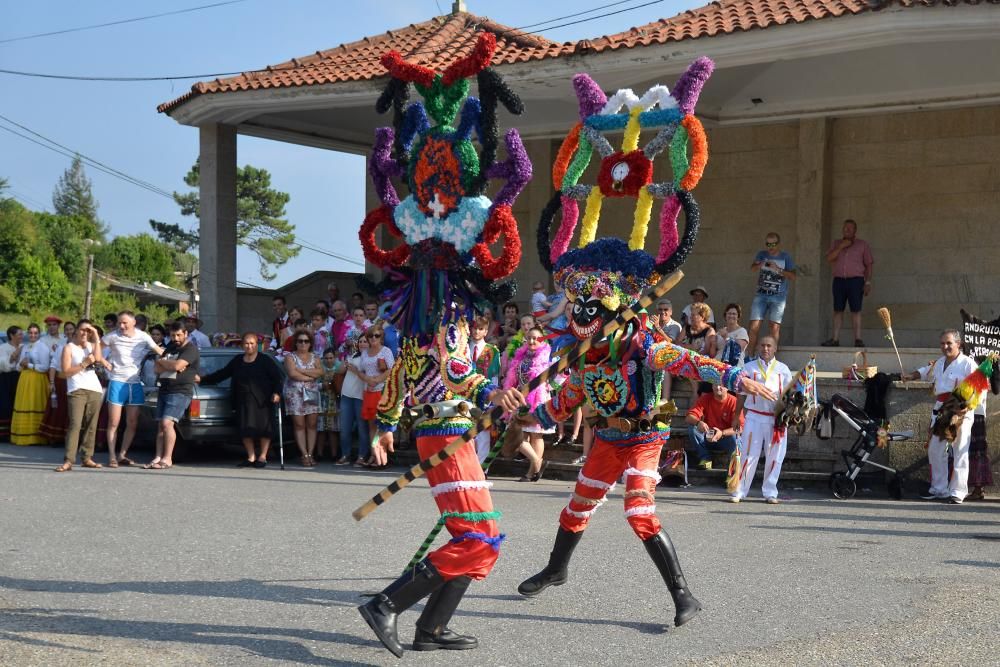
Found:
[792,118,832,346]
[198,124,238,333]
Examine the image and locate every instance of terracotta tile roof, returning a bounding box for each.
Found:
[159,0,994,114]
[577,0,998,54]
[157,12,572,113]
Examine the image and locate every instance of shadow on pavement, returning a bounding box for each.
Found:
[0,606,374,666]
[711,509,1000,527]
[943,560,1000,568]
[749,523,998,540]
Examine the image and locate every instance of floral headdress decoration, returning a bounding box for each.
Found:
[359,33,532,337]
[537,58,714,311]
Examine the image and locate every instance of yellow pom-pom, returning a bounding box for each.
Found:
[622,108,642,153]
[578,188,604,248]
[629,186,654,250]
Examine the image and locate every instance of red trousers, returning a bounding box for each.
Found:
[560,435,663,540]
[419,433,501,581]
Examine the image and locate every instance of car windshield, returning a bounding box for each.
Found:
[142,350,283,389]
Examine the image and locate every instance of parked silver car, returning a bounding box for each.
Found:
[137,348,291,451]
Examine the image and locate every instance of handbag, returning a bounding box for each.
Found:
[842,350,877,380]
[300,383,320,404]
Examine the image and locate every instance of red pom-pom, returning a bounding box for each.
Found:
[442,33,497,86]
[679,115,708,191]
[360,205,410,268]
[380,51,436,88]
[471,204,521,280]
[552,122,581,190]
[597,150,653,198]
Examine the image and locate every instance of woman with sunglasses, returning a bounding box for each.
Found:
[11,324,51,445]
[358,326,393,466]
[283,329,324,466]
[502,326,552,481]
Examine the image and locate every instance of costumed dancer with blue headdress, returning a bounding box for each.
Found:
[514,59,775,628]
[354,33,530,658]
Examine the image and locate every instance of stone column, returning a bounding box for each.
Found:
[792,118,832,346]
[198,124,238,333]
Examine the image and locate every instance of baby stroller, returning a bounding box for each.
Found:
[818,393,912,500]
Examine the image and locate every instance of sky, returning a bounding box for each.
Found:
[0,0,700,289]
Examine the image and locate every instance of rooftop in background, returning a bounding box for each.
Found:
[158,0,999,115]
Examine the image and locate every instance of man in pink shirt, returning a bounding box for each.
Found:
[822,219,874,347]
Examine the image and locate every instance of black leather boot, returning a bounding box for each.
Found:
[412,575,478,651]
[517,527,583,597]
[358,559,445,658]
[643,530,702,627]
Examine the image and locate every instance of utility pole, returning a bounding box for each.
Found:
[82,239,100,319]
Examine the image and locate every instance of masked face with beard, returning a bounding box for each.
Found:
[569,295,616,340]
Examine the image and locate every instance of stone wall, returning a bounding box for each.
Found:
[510,104,1000,346]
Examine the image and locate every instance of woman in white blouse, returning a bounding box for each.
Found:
[11,324,51,445]
[0,326,23,441]
[55,321,110,471]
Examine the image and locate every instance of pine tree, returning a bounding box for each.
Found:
[52,156,106,240]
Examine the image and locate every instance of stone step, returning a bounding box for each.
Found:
[776,345,937,374]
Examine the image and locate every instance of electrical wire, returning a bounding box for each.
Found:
[0,0,666,82]
[0,0,250,45]
[0,114,365,266]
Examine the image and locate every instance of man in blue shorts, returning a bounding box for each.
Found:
[145,322,199,470]
[102,311,163,467]
[748,233,796,356]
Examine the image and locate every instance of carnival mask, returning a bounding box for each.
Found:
[570,295,615,340]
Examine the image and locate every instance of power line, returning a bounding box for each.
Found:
[515,0,646,30]
[0,0,250,45]
[0,0,665,82]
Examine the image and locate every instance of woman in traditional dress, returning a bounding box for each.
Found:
[201,332,284,468]
[502,326,552,481]
[11,324,51,446]
[0,326,23,442]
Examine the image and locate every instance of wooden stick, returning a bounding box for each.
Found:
[351,269,685,521]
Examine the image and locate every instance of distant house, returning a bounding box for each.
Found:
[98,272,191,312]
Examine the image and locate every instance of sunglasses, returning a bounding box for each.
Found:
[368,333,382,339]
[765,241,778,247]
[296,339,311,344]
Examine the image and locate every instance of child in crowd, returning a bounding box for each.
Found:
[468,316,501,462]
[530,281,552,317]
[316,348,343,462]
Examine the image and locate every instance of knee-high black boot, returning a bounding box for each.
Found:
[358,559,445,658]
[643,530,702,627]
[412,576,478,651]
[517,527,583,597]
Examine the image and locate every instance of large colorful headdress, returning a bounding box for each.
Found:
[537,58,714,312]
[360,33,531,336]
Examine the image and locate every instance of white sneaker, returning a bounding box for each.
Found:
[728,496,741,503]
[765,497,780,505]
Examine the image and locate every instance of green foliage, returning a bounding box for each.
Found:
[36,213,87,282]
[90,289,174,329]
[174,160,299,280]
[9,253,73,312]
[95,233,175,285]
[51,156,107,241]
[0,284,15,311]
[148,219,198,276]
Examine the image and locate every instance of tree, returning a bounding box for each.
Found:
[0,199,74,313]
[173,160,299,280]
[36,213,87,282]
[149,219,198,253]
[52,156,107,241]
[95,233,175,285]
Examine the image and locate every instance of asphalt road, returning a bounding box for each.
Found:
[1,442,999,666]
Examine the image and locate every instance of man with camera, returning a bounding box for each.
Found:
[685,383,744,470]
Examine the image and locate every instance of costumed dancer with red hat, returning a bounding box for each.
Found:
[354,33,530,657]
[516,59,775,629]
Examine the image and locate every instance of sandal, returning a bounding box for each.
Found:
[143,459,163,470]
[108,459,119,468]
[118,456,135,467]
[149,461,172,470]
[81,459,102,469]
[54,461,72,473]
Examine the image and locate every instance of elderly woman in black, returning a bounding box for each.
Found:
[200,332,284,468]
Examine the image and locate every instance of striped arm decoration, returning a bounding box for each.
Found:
[352,269,685,521]
[402,418,514,572]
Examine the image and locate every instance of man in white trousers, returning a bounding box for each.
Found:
[901,329,978,504]
[730,336,791,504]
